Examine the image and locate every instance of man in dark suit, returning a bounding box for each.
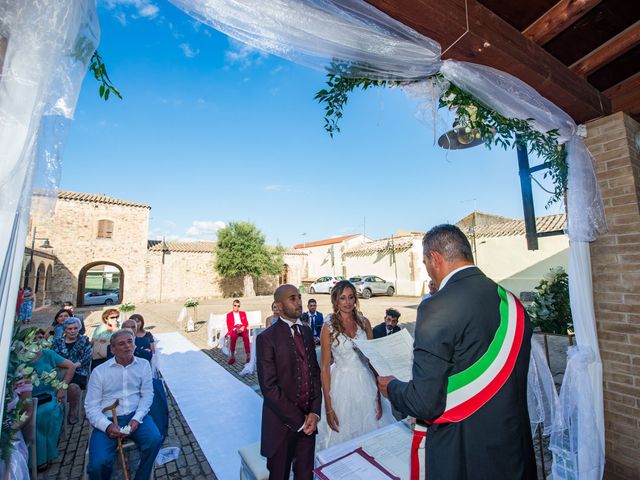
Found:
[256,284,322,480]
[378,225,536,479]
[300,298,323,344]
[372,308,401,339]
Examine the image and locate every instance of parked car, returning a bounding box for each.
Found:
[348,275,395,299]
[84,290,119,306]
[309,276,345,294]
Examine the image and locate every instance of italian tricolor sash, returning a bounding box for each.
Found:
[410,286,526,480]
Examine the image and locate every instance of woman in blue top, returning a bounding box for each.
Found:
[30,330,78,472]
[48,309,70,338]
[130,314,155,359]
[51,318,92,424]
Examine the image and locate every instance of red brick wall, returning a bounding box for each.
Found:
[586,112,640,480]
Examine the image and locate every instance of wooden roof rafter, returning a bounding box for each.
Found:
[523,0,602,46]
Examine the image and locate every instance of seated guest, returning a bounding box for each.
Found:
[301,298,324,343]
[85,329,162,480]
[130,314,155,358]
[264,301,280,327]
[30,330,78,472]
[372,308,402,339]
[106,319,153,363]
[51,317,92,424]
[48,309,71,338]
[91,309,119,370]
[226,299,250,365]
[62,301,86,335]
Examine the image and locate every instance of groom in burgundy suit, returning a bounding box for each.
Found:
[256,284,322,480]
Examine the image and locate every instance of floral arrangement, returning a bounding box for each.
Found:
[315,65,567,205]
[527,266,573,335]
[184,298,199,308]
[119,302,135,313]
[1,327,68,462]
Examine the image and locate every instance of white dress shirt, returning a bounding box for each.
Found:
[438,264,476,291]
[85,356,154,432]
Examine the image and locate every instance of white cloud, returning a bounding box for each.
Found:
[179,43,199,58]
[185,221,226,240]
[263,184,288,192]
[102,0,159,23]
[224,39,269,70]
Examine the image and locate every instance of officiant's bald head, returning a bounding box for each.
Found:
[274,284,303,320]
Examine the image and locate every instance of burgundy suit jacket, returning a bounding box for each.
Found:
[226,310,248,334]
[256,319,322,458]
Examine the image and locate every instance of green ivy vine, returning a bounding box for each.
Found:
[315,65,567,205]
[89,51,122,101]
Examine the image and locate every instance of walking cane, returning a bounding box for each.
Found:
[102,399,129,480]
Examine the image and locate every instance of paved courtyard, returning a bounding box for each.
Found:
[31,293,566,478]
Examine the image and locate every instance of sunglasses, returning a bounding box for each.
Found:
[108,316,119,320]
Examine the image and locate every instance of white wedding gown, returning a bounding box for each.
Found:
[316,324,394,450]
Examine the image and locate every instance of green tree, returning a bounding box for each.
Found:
[214,222,284,297]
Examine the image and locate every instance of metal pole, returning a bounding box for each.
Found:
[22,227,36,289]
[516,137,539,251]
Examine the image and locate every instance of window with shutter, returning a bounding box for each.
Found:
[97,219,114,239]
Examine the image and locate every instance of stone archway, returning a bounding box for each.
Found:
[34,262,46,308]
[77,261,124,307]
[45,264,53,301]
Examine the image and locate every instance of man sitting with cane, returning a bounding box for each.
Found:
[85,329,162,480]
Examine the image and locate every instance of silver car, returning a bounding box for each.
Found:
[309,276,345,294]
[84,291,120,306]
[349,275,395,299]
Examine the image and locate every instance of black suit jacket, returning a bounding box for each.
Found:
[372,322,400,339]
[388,267,536,479]
[256,319,322,458]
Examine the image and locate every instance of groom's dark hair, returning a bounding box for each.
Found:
[422,224,474,263]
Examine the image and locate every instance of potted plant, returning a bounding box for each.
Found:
[118,302,136,325]
[184,298,199,332]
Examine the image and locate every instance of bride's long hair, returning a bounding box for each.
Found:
[329,280,365,346]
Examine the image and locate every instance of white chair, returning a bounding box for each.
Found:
[239,442,269,480]
[207,313,228,348]
[245,310,263,332]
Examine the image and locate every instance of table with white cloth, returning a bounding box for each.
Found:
[315,421,413,479]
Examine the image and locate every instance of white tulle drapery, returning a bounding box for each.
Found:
[0,0,98,419]
[168,1,606,477]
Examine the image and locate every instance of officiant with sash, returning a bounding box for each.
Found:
[378,225,536,479]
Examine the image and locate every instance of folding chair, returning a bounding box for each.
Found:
[207,314,227,348]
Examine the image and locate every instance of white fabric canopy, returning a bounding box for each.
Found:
[0,0,98,419]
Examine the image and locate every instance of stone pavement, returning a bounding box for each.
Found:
[31,293,564,478]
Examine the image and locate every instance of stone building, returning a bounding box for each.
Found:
[292,234,370,281]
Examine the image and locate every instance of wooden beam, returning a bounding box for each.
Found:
[603,72,640,116]
[570,21,640,76]
[364,0,610,123]
[523,0,602,45]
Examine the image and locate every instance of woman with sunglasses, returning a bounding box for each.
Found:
[91,309,119,369]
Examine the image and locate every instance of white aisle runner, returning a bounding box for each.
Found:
[156,332,262,480]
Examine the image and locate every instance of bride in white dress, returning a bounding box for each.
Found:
[316,280,393,450]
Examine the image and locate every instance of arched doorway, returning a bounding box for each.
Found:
[282,264,289,284]
[45,264,53,302]
[77,261,124,307]
[34,262,46,308]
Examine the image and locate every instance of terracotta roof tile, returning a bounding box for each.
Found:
[293,234,361,249]
[469,214,566,238]
[58,191,151,209]
[345,234,423,257]
[148,241,216,253]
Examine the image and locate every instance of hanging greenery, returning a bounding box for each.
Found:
[89,51,123,101]
[314,65,567,205]
[527,267,573,335]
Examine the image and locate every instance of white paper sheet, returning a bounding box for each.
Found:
[318,450,395,480]
[353,329,414,382]
[360,426,410,476]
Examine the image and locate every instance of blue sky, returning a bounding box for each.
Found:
[62,0,564,246]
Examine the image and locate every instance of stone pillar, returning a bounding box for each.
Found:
[585,112,640,480]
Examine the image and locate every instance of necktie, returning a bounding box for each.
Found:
[292,324,310,411]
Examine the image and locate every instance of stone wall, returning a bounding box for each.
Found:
[586,112,640,480]
[30,199,150,305]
